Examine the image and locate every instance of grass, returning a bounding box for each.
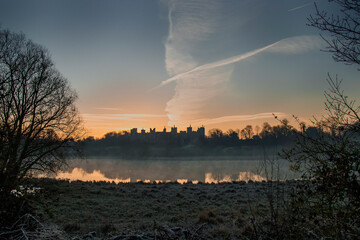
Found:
[27,178,295,239]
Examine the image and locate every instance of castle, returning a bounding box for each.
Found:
[130,125,205,138]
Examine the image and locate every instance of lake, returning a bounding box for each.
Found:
[54,156,296,183]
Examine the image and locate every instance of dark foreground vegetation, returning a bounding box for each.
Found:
[0,27,83,238]
[0,178,314,240]
[2,177,359,240]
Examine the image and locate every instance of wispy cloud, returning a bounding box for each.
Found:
[163,0,226,124]
[267,35,324,54]
[169,112,289,126]
[165,0,218,77]
[166,67,233,123]
[95,107,123,111]
[83,113,166,121]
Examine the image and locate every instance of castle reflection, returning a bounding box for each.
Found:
[54,167,266,184]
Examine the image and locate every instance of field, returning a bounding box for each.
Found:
[28,178,293,239]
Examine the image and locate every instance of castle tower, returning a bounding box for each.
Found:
[197,125,205,137]
[187,125,192,134]
[131,128,137,135]
[171,125,177,134]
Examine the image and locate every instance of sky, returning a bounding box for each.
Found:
[1,0,359,137]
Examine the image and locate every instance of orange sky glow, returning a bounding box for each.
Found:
[82,112,310,138]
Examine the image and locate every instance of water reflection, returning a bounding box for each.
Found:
[54,157,293,183]
[205,172,265,183]
[56,168,267,184]
[56,168,130,183]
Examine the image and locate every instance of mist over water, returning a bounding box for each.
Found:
[55,157,295,183]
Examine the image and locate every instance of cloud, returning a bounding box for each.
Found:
[191,112,289,125]
[168,112,289,126]
[95,107,123,111]
[161,1,323,128]
[166,67,233,123]
[267,35,324,54]
[165,0,218,76]
[163,35,322,125]
[83,113,166,121]
[163,0,233,124]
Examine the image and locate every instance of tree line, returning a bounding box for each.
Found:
[80,120,335,158]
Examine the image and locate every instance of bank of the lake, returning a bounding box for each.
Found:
[29,178,296,239]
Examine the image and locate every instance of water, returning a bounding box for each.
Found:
[54,156,295,183]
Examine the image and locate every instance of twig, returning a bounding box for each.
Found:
[195,223,206,234]
[20,227,29,240]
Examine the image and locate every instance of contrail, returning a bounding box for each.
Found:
[152,34,322,91]
[288,2,313,12]
[153,41,278,90]
[167,3,174,42]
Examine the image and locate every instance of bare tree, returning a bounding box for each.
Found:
[240,125,253,140]
[273,1,360,237]
[282,76,360,237]
[0,29,83,194]
[308,0,360,68]
[208,128,223,139]
[254,125,260,136]
[243,1,360,238]
[293,0,360,211]
[260,122,272,138]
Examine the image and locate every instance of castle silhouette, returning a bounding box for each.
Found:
[129,125,205,139]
